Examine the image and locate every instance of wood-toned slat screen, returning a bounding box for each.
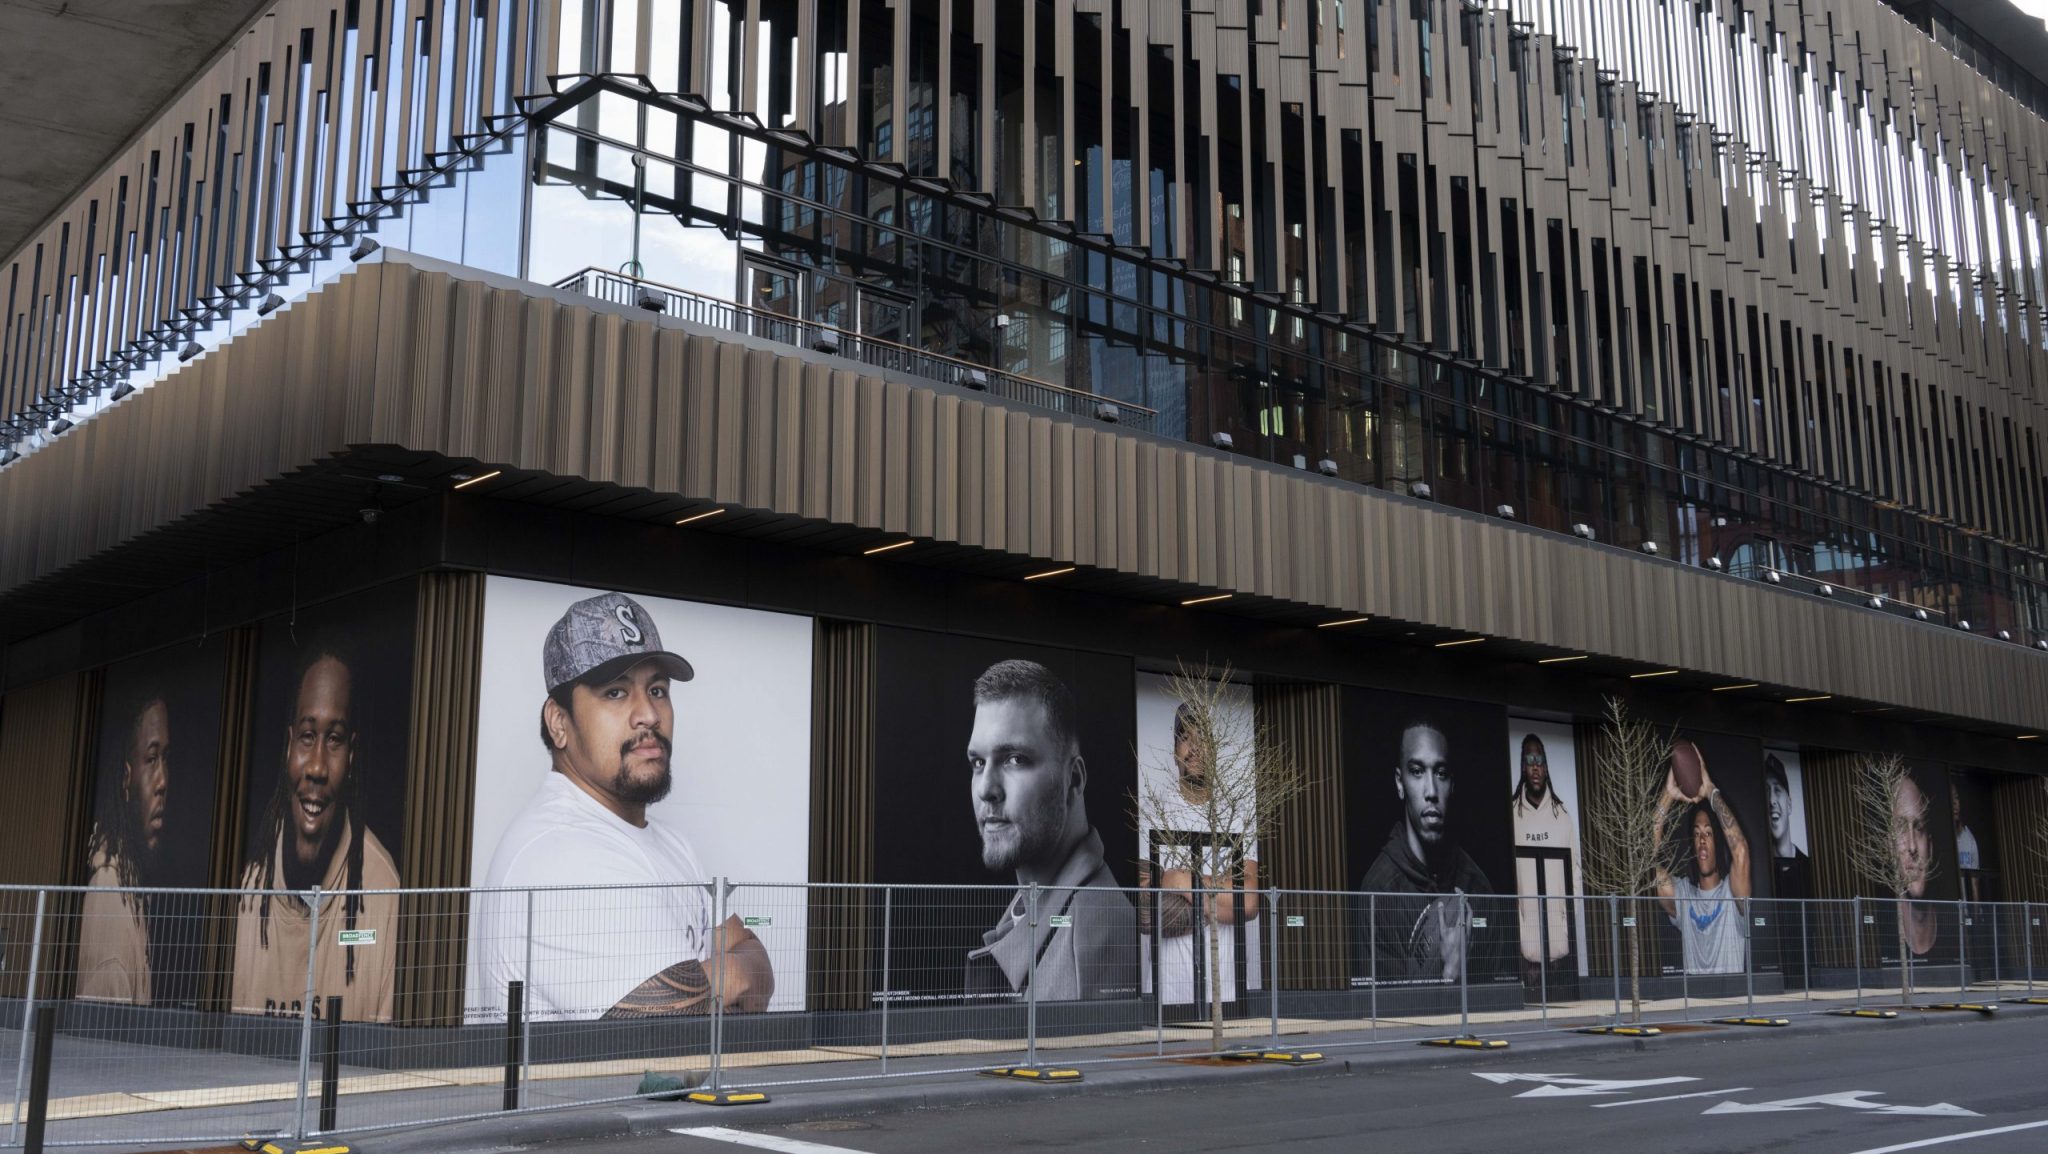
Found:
[396,571,485,1026]
[196,627,261,1013]
[1255,681,1347,990]
[1802,749,1871,969]
[807,619,875,1011]
[0,673,100,999]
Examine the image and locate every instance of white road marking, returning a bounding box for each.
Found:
[670,1125,872,1154]
[1591,1087,1751,1108]
[1842,1119,2048,1154]
[1704,1091,1977,1118]
[1473,1072,1698,1097]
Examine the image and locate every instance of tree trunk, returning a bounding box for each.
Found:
[1208,887,1225,1052]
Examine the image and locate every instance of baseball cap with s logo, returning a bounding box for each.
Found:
[542,591,695,694]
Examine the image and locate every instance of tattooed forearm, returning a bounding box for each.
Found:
[603,959,714,1018]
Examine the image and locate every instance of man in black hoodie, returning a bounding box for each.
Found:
[1354,721,1498,983]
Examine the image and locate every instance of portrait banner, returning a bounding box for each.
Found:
[1136,671,1262,1009]
[465,577,813,1020]
[1651,730,1774,977]
[1342,689,1515,988]
[231,581,417,1023]
[78,642,230,1008]
[1507,718,1586,986]
[872,628,1138,1005]
[1874,760,1960,967]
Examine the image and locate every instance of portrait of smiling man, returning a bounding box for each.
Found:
[964,659,1137,1002]
[475,591,773,1021]
[232,640,400,1022]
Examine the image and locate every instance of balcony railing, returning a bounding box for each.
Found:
[552,268,1161,437]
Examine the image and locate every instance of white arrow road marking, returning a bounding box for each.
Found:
[1843,1118,2048,1154]
[671,1126,872,1154]
[1473,1072,1698,1097]
[1592,1087,1752,1108]
[1704,1091,1979,1118]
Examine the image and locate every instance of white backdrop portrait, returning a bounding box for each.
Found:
[465,576,813,1018]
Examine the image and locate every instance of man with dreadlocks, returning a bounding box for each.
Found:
[231,641,399,1021]
[76,690,172,1003]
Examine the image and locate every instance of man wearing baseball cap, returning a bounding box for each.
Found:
[473,591,773,1021]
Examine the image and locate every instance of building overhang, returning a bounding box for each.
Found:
[1,250,2042,736]
[0,0,278,263]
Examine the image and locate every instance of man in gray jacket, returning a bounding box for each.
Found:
[964,659,1137,1001]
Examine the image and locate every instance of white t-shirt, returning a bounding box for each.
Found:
[1956,826,1980,872]
[1669,875,1747,975]
[1146,792,1257,1006]
[472,772,714,1021]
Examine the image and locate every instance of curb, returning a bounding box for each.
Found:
[300,1004,2041,1154]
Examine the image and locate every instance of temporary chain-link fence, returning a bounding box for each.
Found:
[2,883,2041,1147]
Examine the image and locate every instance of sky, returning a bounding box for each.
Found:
[2011,0,2048,29]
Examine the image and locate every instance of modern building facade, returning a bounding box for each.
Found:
[1,0,2046,1022]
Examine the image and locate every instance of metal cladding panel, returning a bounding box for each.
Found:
[2,254,2046,732]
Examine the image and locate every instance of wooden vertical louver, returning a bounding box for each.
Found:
[394,571,486,1026]
[0,673,99,998]
[807,619,876,1011]
[1254,681,1347,990]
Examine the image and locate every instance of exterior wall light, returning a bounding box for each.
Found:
[1211,431,1235,450]
[1571,523,1594,540]
[1495,504,1516,519]
[1640,540,1659,555]
[1409,481,1434,499]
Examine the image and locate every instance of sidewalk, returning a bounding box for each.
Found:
[28,983,2045,1153]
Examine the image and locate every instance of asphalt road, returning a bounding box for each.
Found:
[547,1013,2048,1154]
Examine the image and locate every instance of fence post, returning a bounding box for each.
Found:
[1609,895,1621,1026]
[1958,899,1968,997]
[502,982,523,1112]
[22,1004,55,1154]
[1991,903,2001,991]
[1368,893,1378,1038]
[1800,900,1810,1004]
[1680,908,1691,1020]
[1025,883,1040,1068]
[319,996,344,1132]
[8,888,47,1147]
[708,879,726,1093]
[1744,900,1755,1017]
[521,889,534,1098]
[879,886,892,1075]
[1537,896,1548,1027]
[1268,890,1281,1048]
[2027,901,2036,995]
[1853,896,1864,1010]
[1457,895,1470,1035]
[292,887,323,1144]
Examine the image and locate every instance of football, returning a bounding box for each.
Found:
[1671,738,1706,800]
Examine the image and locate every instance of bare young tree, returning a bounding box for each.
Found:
[1580,697,1686,1022]
[1132,661,1311,1053]
[1843,753,1925,999]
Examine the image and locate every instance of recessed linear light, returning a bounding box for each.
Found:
[1180,593,1233,606]
[1711,683,1760,692]
[1435,637,1485,648]
[1855,707,1895,715]
[1785,694,1833,704]
[1538,655,1589,664]
[674,508,725,526]
[1630,669,1680,679]
[1318,616,1371,628]
[1024,566,1076,580]
[2015,734,2039,741]
[863,540,915,555]
[452,469,502,490]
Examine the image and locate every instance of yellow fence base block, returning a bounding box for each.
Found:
[1419,1036,1509,1050]
[686,1090,772,1106]
[979,1066,1084,1083]
[2003,997,2048,1006]
[1712,1017,1791,1027]
[241,1140,353,1154]
[1222,1050,1326,1065]
[1922,1003,1998,1015]
[1577,1025,1661,1037]
[1829,1009,1899,1019]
